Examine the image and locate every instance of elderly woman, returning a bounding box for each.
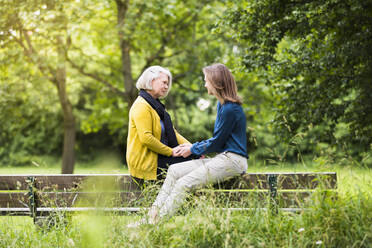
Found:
[126,66,196,184]
[127,63,248,227]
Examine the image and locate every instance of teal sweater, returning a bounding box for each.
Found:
[191,101,248,158]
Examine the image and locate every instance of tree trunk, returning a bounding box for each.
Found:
[56,36,76,174]
[116,0,137,107]
[61,111,76,174]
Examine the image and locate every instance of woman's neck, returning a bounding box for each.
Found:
[216,96,224,104]
[146,90,158,99]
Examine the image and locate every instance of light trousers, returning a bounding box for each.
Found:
[151,152,248,218]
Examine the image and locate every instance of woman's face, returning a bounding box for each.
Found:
[149,72,169,99]
[204,75,215,96]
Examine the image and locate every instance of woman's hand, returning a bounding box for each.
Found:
[172,146,183,157]
[178,143,192,158]
[172,143,192,158]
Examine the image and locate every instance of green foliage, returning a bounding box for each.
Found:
[222,0,372,153]
[0,0,236,166]
[72,0,231,141]
[2,0,370,167]
[0,61,62,166]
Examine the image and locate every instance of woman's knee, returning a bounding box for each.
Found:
[174,176,195,193]
[166,162,191,180]
[166,164,178,179]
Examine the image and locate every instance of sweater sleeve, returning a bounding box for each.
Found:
[131,102,173,156]
[191,105,235,155]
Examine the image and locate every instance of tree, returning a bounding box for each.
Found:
[0,1,78,173]
[222,0,372,151]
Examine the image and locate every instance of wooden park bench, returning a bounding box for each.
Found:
[0,172,337,225]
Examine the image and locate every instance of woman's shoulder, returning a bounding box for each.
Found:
[132,96,151,107]
[219,102,244,120]
[221,101,242,112]
[130,96,153,113]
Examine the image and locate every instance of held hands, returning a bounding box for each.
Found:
[172,143,192,158]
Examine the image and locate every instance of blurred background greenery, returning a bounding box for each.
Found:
[0,0,371,173]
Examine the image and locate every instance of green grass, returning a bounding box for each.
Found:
[0,166,128,174]
[0,154,128,174]
[0,156,371,247]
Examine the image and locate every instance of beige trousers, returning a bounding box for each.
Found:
[151,152,248,218]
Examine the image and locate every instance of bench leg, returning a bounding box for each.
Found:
[268,174,278,214]
[27,176,37,223]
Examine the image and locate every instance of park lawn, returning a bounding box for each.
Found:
[0,166,128,174]
[0,154,128,174]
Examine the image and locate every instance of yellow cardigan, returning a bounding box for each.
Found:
[126,96,189,180]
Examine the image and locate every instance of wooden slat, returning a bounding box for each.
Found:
[35,192,143,207]
[0,191,143,208]
[278,173,337,189]
[217,172,337,190]
[0,189,337,212]
[0,174,140,191]
[0,176,29,190]
[0,192,29,208]
[35,207,144,216]
[196,190,268,208]
[199,190,336,208]
[0,207,144,216]
[0,173,336,191]
[217,174,268,189]
[277,192,312,207]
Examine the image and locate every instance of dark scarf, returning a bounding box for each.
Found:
[139,89,179,148]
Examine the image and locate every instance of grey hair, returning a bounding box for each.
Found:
[136,65,172,97]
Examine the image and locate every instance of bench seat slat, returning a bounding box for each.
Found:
[34,192,143,207]
[0,191,143,208]
[35,207,143,215]
[0,173,337,191]
[218,172,337,190]
[0,192,28,208]
[0,190,336,210]
[199,191,317,208]
[0,174,140,191]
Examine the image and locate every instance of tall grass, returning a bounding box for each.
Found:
[1,187,371,247]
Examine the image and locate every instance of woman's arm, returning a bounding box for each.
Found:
[131,103,173,156]
[191,105,236,155]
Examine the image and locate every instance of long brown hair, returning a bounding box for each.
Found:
[203,63,242,105]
